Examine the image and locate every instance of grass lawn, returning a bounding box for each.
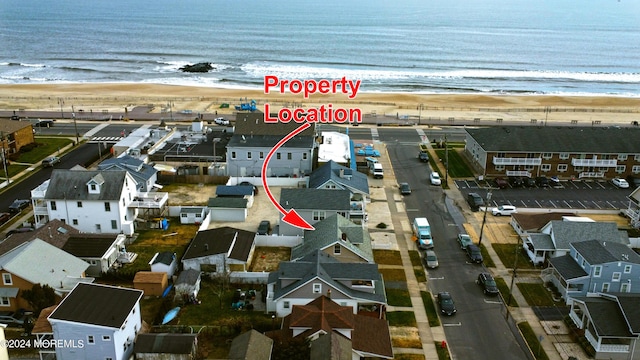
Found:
[0,164,29,178]
[434,148,474,178]
[495,276,519,307]
[479,244,496,268]
[17,137,74,163]
[414,267,427,283]
[493,243,535,270]
[409,250,421,267]
[380,268,407,282]
[117,220,199,278]
[518,322,550,360]
[387,311,417,327]
[435,341,452,360]
[374,249,403,265]
[421,291,440,327]
[386,288,413,307]
[517,283,562,307]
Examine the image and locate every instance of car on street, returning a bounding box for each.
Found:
[467,192,484,211]
[476,272,499,296]
[214,117,230,126]
[257,220,271,235]
[509,177,524,188]
[33,119,55,127]
[466,244,483,264]
[491,205,517,216]
[6,227,34,236]
[0,311,26,326]
[535,176,550,187]
[429,172,441,186]
[524,177,537,187]
[436,292,456,316]
[8,199,30,214]
[612,178,630,189]
[493,177,508,189]
[418,152,429,162]
[423,250,439,269]
[457,233,473,249]
[0,212,10,225]
[399,182,412,195]
[41,156,61,167]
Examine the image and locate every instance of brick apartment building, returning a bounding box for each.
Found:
[0,119,35,154]
[464,126,640,180]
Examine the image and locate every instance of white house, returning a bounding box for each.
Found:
[47,283,143,360]
[181,227,256,274]
[31,169,169,235]
[61,234,129,277]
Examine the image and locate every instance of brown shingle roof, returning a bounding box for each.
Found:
[0,119,32,134]
[133,271,167,284]
[234,111,315,136]
[511,212,576,232]
[0,219,78,255]
[31,305,57,334]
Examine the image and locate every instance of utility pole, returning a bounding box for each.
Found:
[506,235,521,319]
[72,108,79,144]
[478,191,493,246]
[444,134,449,186]
[58,98,65,119]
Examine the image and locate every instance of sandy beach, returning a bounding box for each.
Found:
[1,83,639,125]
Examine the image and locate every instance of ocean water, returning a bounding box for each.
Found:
[1,0,639,95]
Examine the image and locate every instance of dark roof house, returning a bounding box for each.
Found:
[182,227,256,273]
[228,329,274,360]
[98,155,158,192]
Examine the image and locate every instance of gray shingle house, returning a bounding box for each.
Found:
[523,220,628,265]
[266,251,386,317]
[227,111,316,178]
[543,240,640,303]
[182,227,256,274]
[308,160,370,218]
[279,188,351,236]
[291,213,373,263]
[97,154,159,192]
[568,293,640,360]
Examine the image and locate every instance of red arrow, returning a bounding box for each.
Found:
[261,122,315,230]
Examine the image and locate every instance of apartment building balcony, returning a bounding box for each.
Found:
[571,158,618,167]
[578,172,605,179]
[492,157,542,166]
[506,170,531,177]
[128,192,169,209]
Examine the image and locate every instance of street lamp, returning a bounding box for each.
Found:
[477,191,493,246]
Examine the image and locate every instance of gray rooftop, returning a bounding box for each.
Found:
[134,333,197,354]
[529,233,554,250]
[182,227,255,262]
[546,221,628,250]
[291,214,373,262]
[97,155,157,187]
[45,169,129,201]
[280,188,351,211]
[308,160,369,196]
[175,269,201,286]
[581,297,633,337]
[549,254,588,280]
[572,240,640,265]
[207,197,248,209]
[228,329,273,360]
[466,126,640,153]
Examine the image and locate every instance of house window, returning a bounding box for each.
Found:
[495,165,505,171]
[313,283,322,294]
[616,165,626,174]
[111,220,117,230]
[0,297,9,306]
[2,273,12,285]
[559,153,569,160]
[87,335,95,344]
[621,283,631,293]
[259,151,264,159]
[575,167,584,172]
[599,167,608,172]
[312,211,326,221]
[303,153,308,160]
[104,202,111,212]
[624,265,632,274]
[334,244,341,255]
[581,259,586,268]
[612,272,621,282]
[602,283,610,292]
[276,153,281,160]
[96,224,101,232]
[90,184,96,191]
[524,165,534,171]
[77,201,83,208]
[635,154,640,161]
[593,266,602,277]
[195,213,202,218]
[283,301,290,309]
[231,151,236,159]
[247,151,252,159]
[72,219,78,225]
[496,152,505,158]
[633,165,640,174]
[618,154,628,161]
[181,213,187,218]
[102,335,111,341]
[50,201,57,211]
[287,153,292,160]
[542,153,552,160]
[541,164,551,172]
[557,164,568,172]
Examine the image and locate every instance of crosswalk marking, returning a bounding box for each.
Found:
[89,136,123,143]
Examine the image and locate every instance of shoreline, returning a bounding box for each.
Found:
[1,83,640,125]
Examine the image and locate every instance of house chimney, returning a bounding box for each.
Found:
[327,289,331,298]
[341,233,347,241]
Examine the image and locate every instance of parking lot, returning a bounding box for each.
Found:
[455,178,634,211]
